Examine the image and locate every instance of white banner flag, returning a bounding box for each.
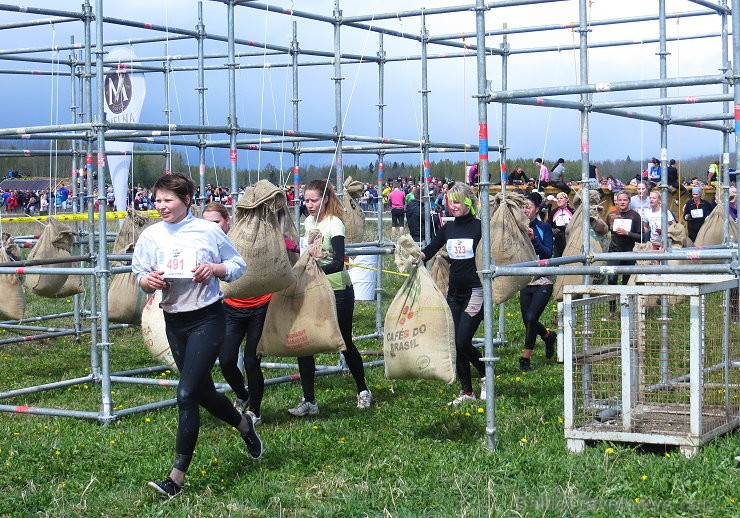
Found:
[103,47,146,212]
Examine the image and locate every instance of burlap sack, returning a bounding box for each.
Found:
[222,180,296,299]
[24,217,73,297]
[0,245,25,321]
[343,176,365,244]
[108,210,150,324]
[429,247,450,297]
[667,221,693,249]
[384,236,456,383]
[140,290,177,371]
[694,202,738,247]
[553,193,607,301]
[257,229,345,357]
[476,192,536,304]
[54,271,85,298]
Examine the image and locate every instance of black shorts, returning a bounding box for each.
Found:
[391,207,405,227]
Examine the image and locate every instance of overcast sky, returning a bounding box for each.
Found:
[0,0,733,180]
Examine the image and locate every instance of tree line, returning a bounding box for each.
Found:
[0,140,729,188]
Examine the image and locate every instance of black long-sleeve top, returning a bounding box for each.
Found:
[421,212,482,290]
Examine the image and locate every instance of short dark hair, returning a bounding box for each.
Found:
[527,191,543,207]
[152,172,195,207]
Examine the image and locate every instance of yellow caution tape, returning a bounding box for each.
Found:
[345,261,408,277]
[0,210,160,224]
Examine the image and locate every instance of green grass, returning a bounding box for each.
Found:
[0,258,739,517]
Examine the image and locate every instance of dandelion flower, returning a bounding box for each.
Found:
[634,498,640,504]
[730,497,736,504]
[340,437,346,442]
[520,437,528,444]
[54,450,60,455]
[313,425,319,430]
[558,417,564,423]
[464,412,471,417]
[109,440,115,445]
[665,453,671,458]
[201,470,207,476]
[212,457,218,463]
[605,447,615,455]
[641,475,648,481]
[477,408,484,414]
[515,376,521,382]
[145,417,151,423]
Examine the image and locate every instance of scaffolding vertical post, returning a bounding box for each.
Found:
[420,11,432,245]
[578,0,592,279]
[732,0,740,267]
[376,32,386,336]
[227,0,238,204]
[82,0,100,386]
[658,0,670,384]
[291,20,301,229]
[475,0,495,452]
[658,0,670,249]
[163,50,172,175]
[333,1,344,194]
[94,0,113,423]
[197,1,207,207]
[721,0,731,242]
[69,36,83,341]
[498,24,510,347]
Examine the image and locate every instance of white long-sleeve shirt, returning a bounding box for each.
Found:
[131,213,246,313]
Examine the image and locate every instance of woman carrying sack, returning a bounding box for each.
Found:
[288,179,372,416]
[420,183,486,406]
[132,173,261,499]
[518,192,555,372]
[203,202,299,426]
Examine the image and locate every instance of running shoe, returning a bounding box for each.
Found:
[287,398,319,417]
[147,477,182,498]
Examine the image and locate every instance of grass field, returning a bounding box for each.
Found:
[0,245,739,517]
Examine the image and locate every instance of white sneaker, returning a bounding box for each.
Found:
[448,392,476,406]
[357,390,373,409]
[233,398,248,415]
[287,398,319,417]
[245,410,262,426]
[479,378,487,401]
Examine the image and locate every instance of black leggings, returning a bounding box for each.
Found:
[220,301,268,415]
[297,285,368,403]
[164,302,242,473]
[447,286,485,394]
[519,284,553,351]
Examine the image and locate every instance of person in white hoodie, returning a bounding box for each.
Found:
[132,172,260,499]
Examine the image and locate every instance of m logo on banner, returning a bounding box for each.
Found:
[105,70,132,114]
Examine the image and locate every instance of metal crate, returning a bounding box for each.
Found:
[562,277,740,457]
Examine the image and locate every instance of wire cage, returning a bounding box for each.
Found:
[562,277,740,457]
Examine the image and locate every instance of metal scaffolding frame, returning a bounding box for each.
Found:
[0,1,736,452]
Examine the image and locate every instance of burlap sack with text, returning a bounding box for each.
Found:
[384,235,456,383]
[257,229,345,357]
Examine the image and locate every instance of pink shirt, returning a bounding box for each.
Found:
[388,188,406,209]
